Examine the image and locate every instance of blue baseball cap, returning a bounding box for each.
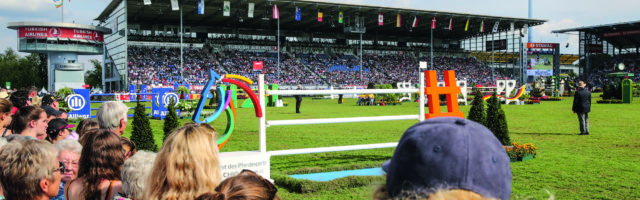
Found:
[383,117,512,199]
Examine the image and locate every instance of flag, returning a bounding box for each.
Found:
[253,61,263,70]
[318,11,323,22]
[197,0,204,14]
[378,13,383,26]
[523,24,528,34]
[465,19,469,31]
[492,21,500,33]
[412,16,419,27]
[295,6,301,21]
[170,0,179,10]
[223,1,230,16]
[480,20,485,32]
[431,17,436,29]
[143,0,151,5]
[248,3,254,18]
[53,0,63,8]
[448,18,453,30]
[339,11,344,23]
[396,14,401,27]
[272,5,279,19]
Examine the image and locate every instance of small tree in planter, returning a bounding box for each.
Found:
[131,97,157,151]
[163,98,181,141]
[468,89,487,127]
[177,86,190,99]
[486,89,511,145]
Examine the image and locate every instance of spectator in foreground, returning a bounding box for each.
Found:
[65,129,124,200]
[118,151,157,200]
[96,101,129,136]
[373,117,511,200]
[0,139,63,200]
[196,169,280,200]
[45,119,75,144]
[144,123,222,200]
[74,119,99,142]
[52,139,82,200]
[0,99,14,136]
[12,106,48,140]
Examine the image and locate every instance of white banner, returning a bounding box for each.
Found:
[143,0,151,5]
[223,1,230,16]
[492,21,500,33]
[248,3,254,18]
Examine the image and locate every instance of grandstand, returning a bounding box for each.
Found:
[96,0,545,92]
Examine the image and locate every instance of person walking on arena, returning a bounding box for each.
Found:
[294,85,303,114]
[572,80,591,135]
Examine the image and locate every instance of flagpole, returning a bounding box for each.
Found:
[430,28,433,71]
[277,17,280,84]
[360,33,363,82]
[180,8,184,82]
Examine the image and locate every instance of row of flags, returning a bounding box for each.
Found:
[143,1,520,33]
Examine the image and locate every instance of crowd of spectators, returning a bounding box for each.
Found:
[582,54,640,87]
[127,47,221,86]
[220,50,321,85]
[0,92,282,200]
[127,45,507,88]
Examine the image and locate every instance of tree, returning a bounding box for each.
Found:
[467,89,487,127]
[0,48,47,89]
[85,59,103,89]
[130,98,157,151]
[486,89,511,145]
[163,98,181,141]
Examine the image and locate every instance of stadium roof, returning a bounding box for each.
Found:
[97,0,545,41]
[553,20,640,49]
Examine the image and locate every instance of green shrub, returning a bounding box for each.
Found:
[486,89,511,145]
[468,88,486,127]
[130,98,157,151]
[164,99,181,141]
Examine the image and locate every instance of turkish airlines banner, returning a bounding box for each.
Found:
[527,43,557,49]
[603,29,640,37]
[17,27,104,42]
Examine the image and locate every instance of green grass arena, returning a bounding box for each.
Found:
[103,94,640,199]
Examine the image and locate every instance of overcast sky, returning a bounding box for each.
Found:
[1,0,638,70]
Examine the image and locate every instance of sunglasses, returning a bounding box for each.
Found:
[53,161,66,174]
[239,169,278,200]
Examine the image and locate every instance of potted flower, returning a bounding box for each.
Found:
[504,141,537,162]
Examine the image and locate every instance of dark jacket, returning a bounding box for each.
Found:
[572,87,591,113]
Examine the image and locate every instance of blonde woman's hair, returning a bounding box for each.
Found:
[144,124,222,200]
[0,139,59,200]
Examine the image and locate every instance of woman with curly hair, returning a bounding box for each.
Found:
[65,129,124,200]
[144,123,222,200]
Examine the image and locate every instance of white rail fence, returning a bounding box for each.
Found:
[257,72,426,155]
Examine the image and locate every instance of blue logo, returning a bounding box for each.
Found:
[66,94,86,111]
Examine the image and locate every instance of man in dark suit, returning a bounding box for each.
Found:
[294,85,303,114]
[572,81,591,135]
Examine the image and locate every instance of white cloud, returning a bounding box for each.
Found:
[531,18,581,54]
[3,0,53,13]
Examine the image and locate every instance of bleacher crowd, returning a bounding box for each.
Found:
[126,46,505,88]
